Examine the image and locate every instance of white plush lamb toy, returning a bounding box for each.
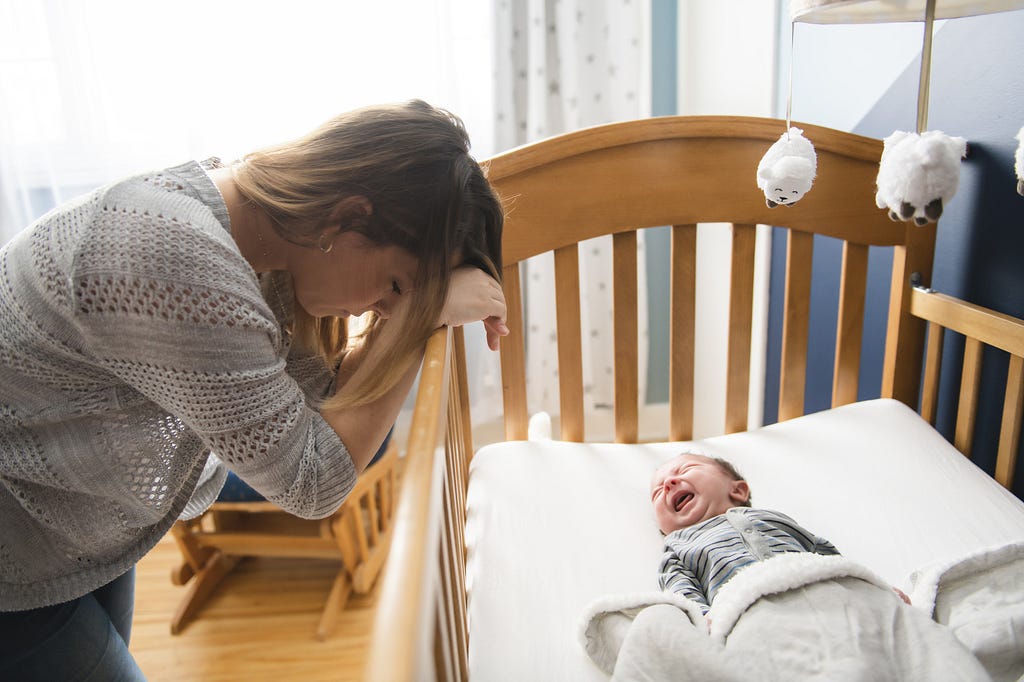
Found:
[1015,126,1023,196]
[756,127,817,207]
[875,130,968,225]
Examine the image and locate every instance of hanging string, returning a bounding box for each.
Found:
[916,0,937,133]
[786,20,795,140]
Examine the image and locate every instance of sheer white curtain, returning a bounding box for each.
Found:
[0,0,495,244]
[491,0,651,433]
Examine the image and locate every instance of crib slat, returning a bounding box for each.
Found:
[954,337,984,457]
[452,326,474,464]
[882,224,936,406]
[669,224,697,441]
[440,457,468,680]
[381,468,394,533]
[331,513,358,570]
[446,350,468,559]
[920,322,945,424]
[726,224,757,434]
[613,231,639,443]
[996,355,1023,488]
[350,504,371,562]
[450,326,470,496]
[434,536,459,682]
[833,241,869,408]
[554,244,585,441]
[442,329,469,681]
[500,263,529,440]
[366,494,380,545]
[778,229,813,422]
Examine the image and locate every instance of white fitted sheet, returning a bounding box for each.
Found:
[464,399,1024,681]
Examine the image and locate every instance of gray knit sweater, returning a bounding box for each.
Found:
[0,160,357,610]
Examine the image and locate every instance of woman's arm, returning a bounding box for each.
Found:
[321,266,507,471]
[321,335,421,472]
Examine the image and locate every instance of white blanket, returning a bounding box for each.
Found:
[910,540,1024,682]
[582,552,995,681]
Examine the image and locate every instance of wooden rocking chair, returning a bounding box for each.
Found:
[168,444,400,640]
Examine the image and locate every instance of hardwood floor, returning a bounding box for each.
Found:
[130,533,383,681]
[129,420,412,681]
[129,415,418,680]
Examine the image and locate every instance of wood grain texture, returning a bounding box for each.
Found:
[881,224,936,407]
[725,224,756,434]
[832,241,869,408]
[778,229,813,422]
[613,231,639,443]
[499,264,528,440]
[955,337,984,457]
[669,224,696,441]
[996,355,1023,488]
[554,244,585,441]
[920,321,945,425]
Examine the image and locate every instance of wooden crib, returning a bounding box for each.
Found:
[363,116,1024,680]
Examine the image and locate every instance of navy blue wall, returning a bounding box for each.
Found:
[645,0,678,403]
[764,10,1024,498]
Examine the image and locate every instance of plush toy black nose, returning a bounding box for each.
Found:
[778,196,787,203]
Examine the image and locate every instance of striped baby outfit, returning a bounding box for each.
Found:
[659,507,840,613]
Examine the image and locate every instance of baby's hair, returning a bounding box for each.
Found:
[693,453,753,507]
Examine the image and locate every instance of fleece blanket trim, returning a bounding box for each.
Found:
[909,539,1024,617]
[579,552,892,655]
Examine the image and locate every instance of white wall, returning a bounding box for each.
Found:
[674,0,777,437]
[677,1,778,117]
[784,19,937,131]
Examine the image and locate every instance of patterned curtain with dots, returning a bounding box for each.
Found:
[492,0,650,429]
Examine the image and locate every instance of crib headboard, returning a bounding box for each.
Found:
[485,115,931,442]
[363,116,987,681]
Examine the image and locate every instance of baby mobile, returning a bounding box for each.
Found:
[755,18,817,209]
[760,0,1024,219]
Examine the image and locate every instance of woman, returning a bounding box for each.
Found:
[0,99,506,679]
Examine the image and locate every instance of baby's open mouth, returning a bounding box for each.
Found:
[673,492,693,512]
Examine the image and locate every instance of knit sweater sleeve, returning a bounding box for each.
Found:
[69,178,355,519]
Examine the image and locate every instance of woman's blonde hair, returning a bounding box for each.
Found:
[232,100,503,407]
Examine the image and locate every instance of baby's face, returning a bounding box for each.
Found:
[650,454,749,535]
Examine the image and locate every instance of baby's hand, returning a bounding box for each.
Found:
[892,586,911,605]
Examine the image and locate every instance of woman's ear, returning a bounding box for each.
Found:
[730,480,750,505]
[320,196,373,251]
[329,195,373,226]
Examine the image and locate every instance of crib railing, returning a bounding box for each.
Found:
[910,286,1024,487]
[363,326,471,682]
[490,116,917,444]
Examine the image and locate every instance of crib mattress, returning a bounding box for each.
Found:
[464,399,1024,681]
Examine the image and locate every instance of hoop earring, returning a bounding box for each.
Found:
[318,233,334,254]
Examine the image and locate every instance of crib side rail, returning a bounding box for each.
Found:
[910,287,1024,488]
[364,326,470,681]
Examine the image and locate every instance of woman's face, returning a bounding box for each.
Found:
[287,230,420,320]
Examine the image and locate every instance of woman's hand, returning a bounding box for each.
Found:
[439,266,509,350]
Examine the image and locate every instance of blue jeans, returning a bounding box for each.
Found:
[0,568,146,681]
